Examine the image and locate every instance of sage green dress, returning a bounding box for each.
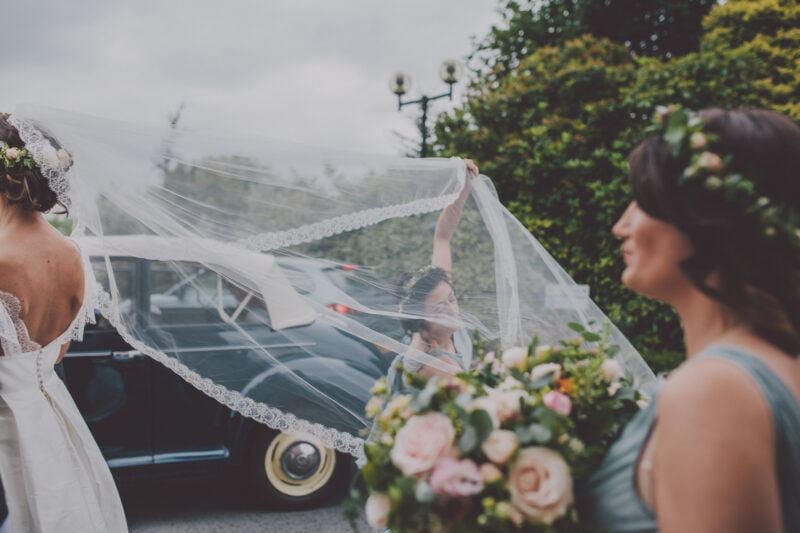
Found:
[583,345,800,532]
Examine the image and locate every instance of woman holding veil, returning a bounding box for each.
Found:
[387,159,480,393]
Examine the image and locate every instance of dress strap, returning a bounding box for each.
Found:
[698,345,800,528]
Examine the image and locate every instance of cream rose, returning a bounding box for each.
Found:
[480,462,503,483]
[56,148,71,168]
[600,359,623,382]
[365,493,390,530]
[509,447,573,525]
[530,362,561,382]
[4,147,19,160]
[390,412,455,476]
[501,346,529,369]
[481,429,519,464]
[493,389,527,423]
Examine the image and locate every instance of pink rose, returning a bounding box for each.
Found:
[365,493,390,530]
[543,391,572,416]
[481,429,519,464]
[5,147,19,160]
[390,413,455,476]
[429,457,484,497]
[697,151,723,173]
[509,447,573,525]
[690,132,707,150]
[484,351,496,363]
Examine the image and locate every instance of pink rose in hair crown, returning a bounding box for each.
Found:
[390,412,455,476]
[543,390,572,416]
[429,457,484,497]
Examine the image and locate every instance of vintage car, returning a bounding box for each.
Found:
[60,237,393,509]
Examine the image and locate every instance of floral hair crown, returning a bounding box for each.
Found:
[648,105,800,245]
[399,265,447,307]
[2,114,73,209]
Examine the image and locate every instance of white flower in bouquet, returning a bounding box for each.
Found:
[365,493,390,530]
[365,396,383,419]
[480,463,503,483]
[533,344,553,358]
[390,412,455,476]
[481,429,519,465]
[492,389,527,423]
[509,447,574,525]
[469,396,501,429]
[429,457,484,497]
[498,375,524,390]
[607,381,622,397]
[600,359,623,382]
[379,394,411,422]
[530,362,562,382]
[501,346,529,369]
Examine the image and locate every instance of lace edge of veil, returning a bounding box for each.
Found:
[94,286,366,458]
[7,115,73,210]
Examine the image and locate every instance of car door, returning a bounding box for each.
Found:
[59,257,154,469]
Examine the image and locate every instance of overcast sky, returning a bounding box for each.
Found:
[1,1,500,155]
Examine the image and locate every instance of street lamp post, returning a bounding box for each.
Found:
[389,59,464,158]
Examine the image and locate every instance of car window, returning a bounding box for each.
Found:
[278,264,316,296]
[88,258,135,331]
[324,268,393,301]
[148,262,244,326]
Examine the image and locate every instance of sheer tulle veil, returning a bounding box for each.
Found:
[10,104,654,457]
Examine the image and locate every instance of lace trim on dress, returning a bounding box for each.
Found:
[0,290,42,354]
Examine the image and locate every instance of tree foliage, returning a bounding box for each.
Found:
[436,0,800,372]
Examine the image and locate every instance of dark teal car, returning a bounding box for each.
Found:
[60,244,392,509]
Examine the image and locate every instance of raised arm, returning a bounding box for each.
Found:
[432,159,479,272]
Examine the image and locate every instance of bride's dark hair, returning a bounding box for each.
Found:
[397,267,454,335]
[628,108,800,356]
[0,113,63,212]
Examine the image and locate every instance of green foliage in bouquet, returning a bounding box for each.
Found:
[350,327,646,532]
[434,0,800,374]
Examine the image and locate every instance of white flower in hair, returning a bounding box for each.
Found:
[39,143,60,169]
[56,148,71,169]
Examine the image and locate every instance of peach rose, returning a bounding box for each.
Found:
[509,447,573,525]
[481,429,519,464]
[698,151,723,173]
[390,413,455,476]
[5,147,19,160]
[493,389,527,423]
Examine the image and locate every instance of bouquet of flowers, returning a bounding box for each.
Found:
[351,323,648,532]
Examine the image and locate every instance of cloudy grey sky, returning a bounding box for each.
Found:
[1,1,500,155]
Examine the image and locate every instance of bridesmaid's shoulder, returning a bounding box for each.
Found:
[656,352,771,433]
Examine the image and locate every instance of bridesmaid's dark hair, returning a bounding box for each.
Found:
[0,113,64,213]
[628,108,800,356]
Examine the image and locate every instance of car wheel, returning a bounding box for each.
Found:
[248,429,352,510]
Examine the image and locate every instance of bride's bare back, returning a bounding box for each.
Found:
[0,216,84,354]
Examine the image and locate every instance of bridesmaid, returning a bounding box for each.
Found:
[585,107,800,532]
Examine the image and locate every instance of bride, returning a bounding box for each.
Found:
[0,113,127,532]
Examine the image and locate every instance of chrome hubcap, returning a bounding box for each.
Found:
[280,441,321,480]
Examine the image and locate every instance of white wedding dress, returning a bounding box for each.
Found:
[0,244,128,532]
